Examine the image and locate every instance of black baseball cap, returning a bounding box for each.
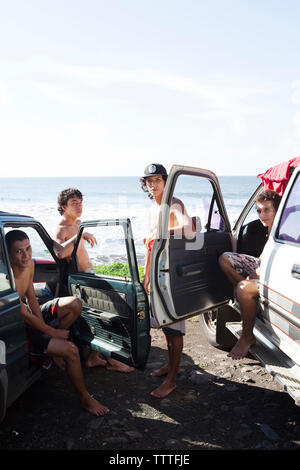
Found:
[143,163,168,177]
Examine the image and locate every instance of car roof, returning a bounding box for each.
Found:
[0,211,35,220]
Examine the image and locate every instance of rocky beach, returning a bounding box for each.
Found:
[1,318,300,453]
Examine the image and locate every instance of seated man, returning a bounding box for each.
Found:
[6,229,109,416]
[219,190,281,359]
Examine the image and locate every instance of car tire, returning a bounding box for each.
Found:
[199,309,222,348]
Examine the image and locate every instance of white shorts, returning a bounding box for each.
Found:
[150,306,186,336]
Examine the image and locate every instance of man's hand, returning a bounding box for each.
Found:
[51,328,70,340]
[83,232,97,248]
[53,240,65,258]
[143,276,150,295]
[20,299,29,318]
[248,267,260,280]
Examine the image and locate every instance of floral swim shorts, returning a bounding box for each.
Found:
[222,252,260,278]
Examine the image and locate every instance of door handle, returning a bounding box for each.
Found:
[292,264,300,280]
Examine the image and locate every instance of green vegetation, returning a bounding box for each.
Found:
[93,262,144,279]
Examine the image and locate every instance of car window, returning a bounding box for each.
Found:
[4,226,58,300]
[0,237,11,293]
[277,174,300,245]
[240,202,261,226]
[4,227,56,261]
[172,174,225,232]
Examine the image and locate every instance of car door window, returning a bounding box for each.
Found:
[172,174,225,235]
[237,201,268,257]
[151,167,233,325]
[69,219,150,369]
[277,174,300,244]
[76,223,138,279]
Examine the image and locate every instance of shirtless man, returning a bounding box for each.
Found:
[141,164,194,398]
[5,229,109,416]
[53,188,134,373]
[219,190,281,359]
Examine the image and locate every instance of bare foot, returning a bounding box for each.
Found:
[150,364,182,377]
[53,357,66,371]
[228,335,256,360]
[150,364,168,377]
[106,359,134,373]
[86,351,107,368]
[80,394,110,416]
[151,381,176,398]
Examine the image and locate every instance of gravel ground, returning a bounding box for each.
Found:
[1,318,300,454]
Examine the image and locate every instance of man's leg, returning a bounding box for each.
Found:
[151,324,184,398]
[54,296,133,371]
[228,280,258,360]
[219,253,245,287]
[54,296,107,368]
[106,357,134,373]
[46,338,109,416]
[151,335,183,398]
[55,296,82,329]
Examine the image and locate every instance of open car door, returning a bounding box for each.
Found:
[68,219,151,370]
[150,165,234,327]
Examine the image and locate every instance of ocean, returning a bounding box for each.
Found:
[0,175,260,265]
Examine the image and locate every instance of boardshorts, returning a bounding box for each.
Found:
[222,252,260,278]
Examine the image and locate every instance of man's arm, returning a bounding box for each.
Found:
[21,264,69,340]
[142,248,151,295]
[170,199,194,238]
[20,299,69,340]
[53,227,97,260]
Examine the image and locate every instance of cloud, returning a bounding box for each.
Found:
[45,61,270,105]
[0,56,289,177]
[39,60,273,137]
[1,56,274,114]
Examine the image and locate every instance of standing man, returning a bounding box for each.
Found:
[6,229,109,416]
[219,190,281,359]
[53,188,134,373]
[141,164,193,398]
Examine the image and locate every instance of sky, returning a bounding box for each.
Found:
[1,0,300,177]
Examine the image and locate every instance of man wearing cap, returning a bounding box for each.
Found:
[140,164,193,398]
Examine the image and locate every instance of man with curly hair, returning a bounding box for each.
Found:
[53,188,134,373]
[53,188,96,272]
